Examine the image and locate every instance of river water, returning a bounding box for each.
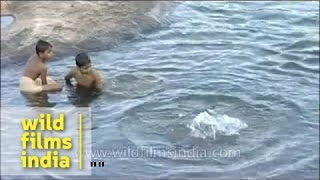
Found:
[1,1,319,179]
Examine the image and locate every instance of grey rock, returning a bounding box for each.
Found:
[1,1,171,64]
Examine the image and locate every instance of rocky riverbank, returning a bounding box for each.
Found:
[1,1,171,64]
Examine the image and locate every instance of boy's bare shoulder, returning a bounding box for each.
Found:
[91,69,101,79]
[23,55,46,78]
[70,67,77,73]
[92,69,101,75]
[30,55,46,67]
[65,67,76,77]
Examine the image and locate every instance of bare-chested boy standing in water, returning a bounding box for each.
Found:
[64,52,103,90]
[20,39,63,93]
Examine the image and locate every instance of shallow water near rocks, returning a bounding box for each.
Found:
[1,1,319,179]
[0,15,14,28]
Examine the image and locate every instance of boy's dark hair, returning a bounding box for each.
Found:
[36,39,52,55]
[75,53,91,67]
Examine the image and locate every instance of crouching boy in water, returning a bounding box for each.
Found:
[64,53,103,90]
[20,40,63,93]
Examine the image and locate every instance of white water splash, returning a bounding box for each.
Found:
[189,108,248,139]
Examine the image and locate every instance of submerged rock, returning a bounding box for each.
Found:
[1,1,171,64]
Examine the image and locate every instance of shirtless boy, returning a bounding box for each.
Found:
[20,40,63,93]
[64,53,102,90]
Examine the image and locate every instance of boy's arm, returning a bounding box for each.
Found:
[93,71,103,90]
[64,69,75,86]
[40,66,48,85]
[40,66,63,92]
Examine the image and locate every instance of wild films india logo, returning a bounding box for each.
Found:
[1,107,91,176]
[20,113,74,169]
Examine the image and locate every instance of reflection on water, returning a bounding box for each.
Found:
[20,86,101,107]
[65,85,102,107]
[20,92,56,107]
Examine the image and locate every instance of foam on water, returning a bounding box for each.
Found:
[189,108,248,139]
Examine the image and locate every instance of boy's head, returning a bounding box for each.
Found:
[75,53,92,74]
[36,39,53,60]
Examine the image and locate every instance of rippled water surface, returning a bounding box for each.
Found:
[1,2,319,179]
